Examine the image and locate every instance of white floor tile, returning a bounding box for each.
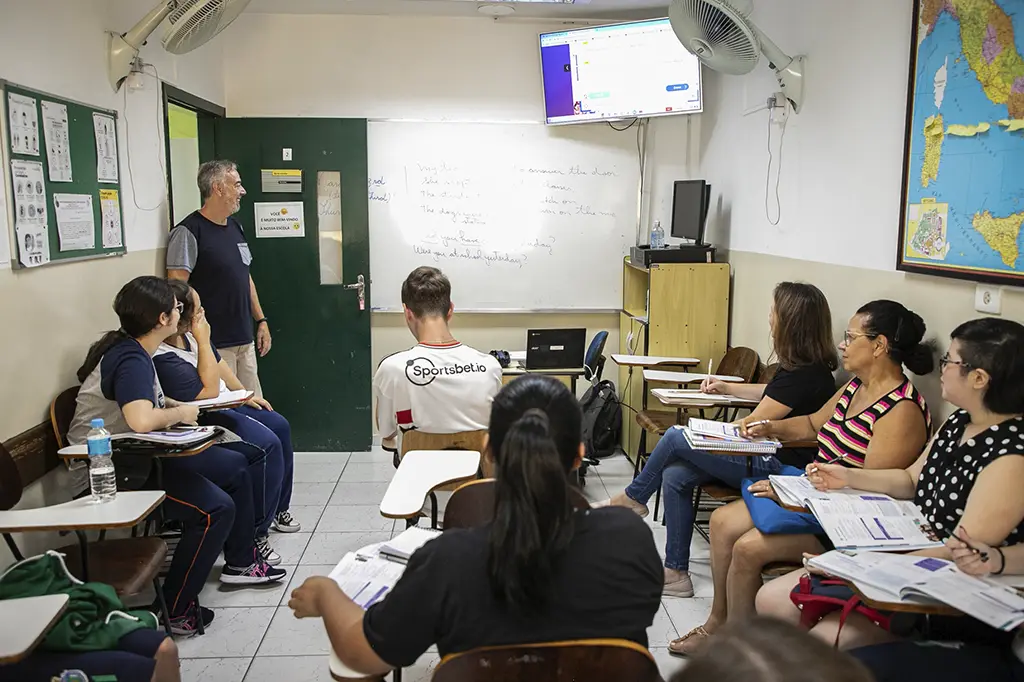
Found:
[180,657,251,682]
[244,655,335,682]
[257,606,332,657]
[662,597,713,640]
[580,475,609,502]
[687,564,715,598]
[280,564,337,605]
[650,647,688,680]
[293,452,351,464]
[598,474,633,494]
[265,532,312,565]
[199,564,297,608]
[177,607,275,659]
[595,455,638,477]
[339,462,397,483]
[348,450,395,463]
[289,482,337,507]
[273,505,325,533]
[646,602,679,647]
[292,461,348,483]
[329,481,392,506]
[316,504,395,532]
[301,531,392,564]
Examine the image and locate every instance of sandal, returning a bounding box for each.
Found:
[668,626,711,658]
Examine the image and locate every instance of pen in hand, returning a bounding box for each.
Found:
[951,530,989,562]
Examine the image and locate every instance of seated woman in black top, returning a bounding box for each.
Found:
[603,282,838,597]
[756,317,1024,650]
[288,375,663,675]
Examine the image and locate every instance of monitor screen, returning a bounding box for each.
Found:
[671,180,707,243]
[539,19,703,126]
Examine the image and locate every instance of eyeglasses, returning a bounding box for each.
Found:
[842,330,876,345]
[174,301,184,314]
[939,353,972,370]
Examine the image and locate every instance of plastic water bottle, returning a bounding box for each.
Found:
[86,418,117,502]
[650,220,665,249]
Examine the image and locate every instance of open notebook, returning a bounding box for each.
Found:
[379,527,442,564]
[677,418,782,454]
[182,389,253,411]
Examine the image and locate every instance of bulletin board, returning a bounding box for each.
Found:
[1,80,126,269]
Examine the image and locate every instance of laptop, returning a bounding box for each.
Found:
[526,329,587,370]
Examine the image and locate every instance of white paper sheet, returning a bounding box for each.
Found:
[93,114,118,183]
[99,189,122,248]
[329,553,405,609]
[11,159,49,267]
[54,193,94,251]
[41,101,72,182]
[8,93,39,156]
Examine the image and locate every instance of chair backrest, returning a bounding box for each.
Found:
[432,639,661,682]
[50,386,80,450]
[757,362,780,384]
[717,347,760,383]
[0,441,24,511]
[584,331,609,382]
[400,430,489,460]
[444,478,591,530]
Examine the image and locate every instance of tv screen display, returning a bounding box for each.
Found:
[539,19,703,126]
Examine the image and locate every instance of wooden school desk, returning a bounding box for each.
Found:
[0,594,69,664]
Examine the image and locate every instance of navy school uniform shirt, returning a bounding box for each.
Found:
[68,338,165,489]
[362,506,663,667]
[166,211,254,349]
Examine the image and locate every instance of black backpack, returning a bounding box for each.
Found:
[580,379,622,460]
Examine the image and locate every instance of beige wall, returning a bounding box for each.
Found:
[724,250,1024,423]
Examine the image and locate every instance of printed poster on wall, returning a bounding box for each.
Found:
[254,201,305,238]
[11,159,49,267]
[54,193,94,251]
[8,93,39,156]
[93,113,118,183]
[99,189,123,248]
[41,101,72,182]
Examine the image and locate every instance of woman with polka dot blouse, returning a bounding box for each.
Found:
[756,317,1024,651]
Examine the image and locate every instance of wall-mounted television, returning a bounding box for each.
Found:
[539,18,703,126]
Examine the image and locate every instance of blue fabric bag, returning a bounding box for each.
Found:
[741,464,824,535]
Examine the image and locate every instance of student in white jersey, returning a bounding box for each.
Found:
[373,267,502,449]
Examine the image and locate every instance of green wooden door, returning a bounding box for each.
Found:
[214,118,371,451]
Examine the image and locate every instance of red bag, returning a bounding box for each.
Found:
[790,574,891,646]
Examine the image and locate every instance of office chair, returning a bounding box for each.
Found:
[584,330,609,383]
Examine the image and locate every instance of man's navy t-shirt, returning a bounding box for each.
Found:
[167,211,253,348]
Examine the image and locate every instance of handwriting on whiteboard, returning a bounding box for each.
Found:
[368,159,623,268]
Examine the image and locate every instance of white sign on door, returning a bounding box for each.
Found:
[254,201,305,238]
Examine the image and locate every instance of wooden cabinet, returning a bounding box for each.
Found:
[617,259,730,454]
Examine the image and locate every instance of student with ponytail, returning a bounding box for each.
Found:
[288,375,663,676]
[68,276,286,637]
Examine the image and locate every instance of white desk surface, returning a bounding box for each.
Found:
[0,594,69,663]
[0,491,165,533]
[611,354,701,367]
[643,369,744,384]
[651,389,759,408]
[379,450,481,519]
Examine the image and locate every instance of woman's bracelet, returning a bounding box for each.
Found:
[993,546,1006,575]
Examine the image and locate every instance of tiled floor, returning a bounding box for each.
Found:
[178,450,706,681]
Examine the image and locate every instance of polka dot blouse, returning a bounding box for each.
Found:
[914,410,1024,544]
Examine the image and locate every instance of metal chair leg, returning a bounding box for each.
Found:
[74,530,90,582]
[153,577,173,636]
[195,596,206,635]
[429,492,439,530]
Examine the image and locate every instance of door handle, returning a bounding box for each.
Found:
[344,274,366,311]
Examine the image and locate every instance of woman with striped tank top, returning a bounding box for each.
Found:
[669,300,933,657]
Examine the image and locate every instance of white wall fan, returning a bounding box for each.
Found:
[668,0,805,112]
[108,0,252,91]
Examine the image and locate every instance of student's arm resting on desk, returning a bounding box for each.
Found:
[948,529,1024,576]
[705,380,767,402]
[113,351,199,431]
[809,432,939,499]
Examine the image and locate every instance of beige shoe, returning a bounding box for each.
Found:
[668,626,711,658]
[607,492,649,518]
[663,573,694,598]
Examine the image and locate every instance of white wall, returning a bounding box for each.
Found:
[0,0,224,439]
[224,13,701,369]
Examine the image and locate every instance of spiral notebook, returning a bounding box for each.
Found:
[678,419,781,454]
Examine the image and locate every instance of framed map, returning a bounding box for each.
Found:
[898,0,1024,286]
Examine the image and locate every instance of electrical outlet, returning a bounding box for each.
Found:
[282,148,293,161]
[975,284,1002,315]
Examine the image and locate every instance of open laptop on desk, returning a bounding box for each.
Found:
[526,328,586,370]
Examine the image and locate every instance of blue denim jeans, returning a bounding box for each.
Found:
[624,427,783,570]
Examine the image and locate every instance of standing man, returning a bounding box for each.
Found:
[167,160,271,397]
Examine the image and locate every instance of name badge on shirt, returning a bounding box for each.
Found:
[238,243,253,266]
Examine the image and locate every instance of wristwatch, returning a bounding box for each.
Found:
[256,318,268,326]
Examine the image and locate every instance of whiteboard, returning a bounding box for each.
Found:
[368,121,639,311]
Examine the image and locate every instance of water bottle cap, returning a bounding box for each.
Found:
[90,418,104,429]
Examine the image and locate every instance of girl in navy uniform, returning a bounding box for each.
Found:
[69,276,286,636]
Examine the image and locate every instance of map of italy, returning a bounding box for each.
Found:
[915,0,1024,274]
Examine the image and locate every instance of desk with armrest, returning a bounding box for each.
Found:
[0,594,70,664]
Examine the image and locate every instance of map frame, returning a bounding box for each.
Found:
[896,0,1024,287]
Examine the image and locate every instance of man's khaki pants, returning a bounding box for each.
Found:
[219,342,264,398]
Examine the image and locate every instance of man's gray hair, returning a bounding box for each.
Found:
[197,160,237,202]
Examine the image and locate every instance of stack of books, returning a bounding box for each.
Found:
[678,417,782,454]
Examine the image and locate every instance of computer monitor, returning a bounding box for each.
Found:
[671,180,709,245]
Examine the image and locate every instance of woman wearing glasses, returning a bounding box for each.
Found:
[669,300,933,657]
[756,317,1024,652]
[69,276,286,637]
